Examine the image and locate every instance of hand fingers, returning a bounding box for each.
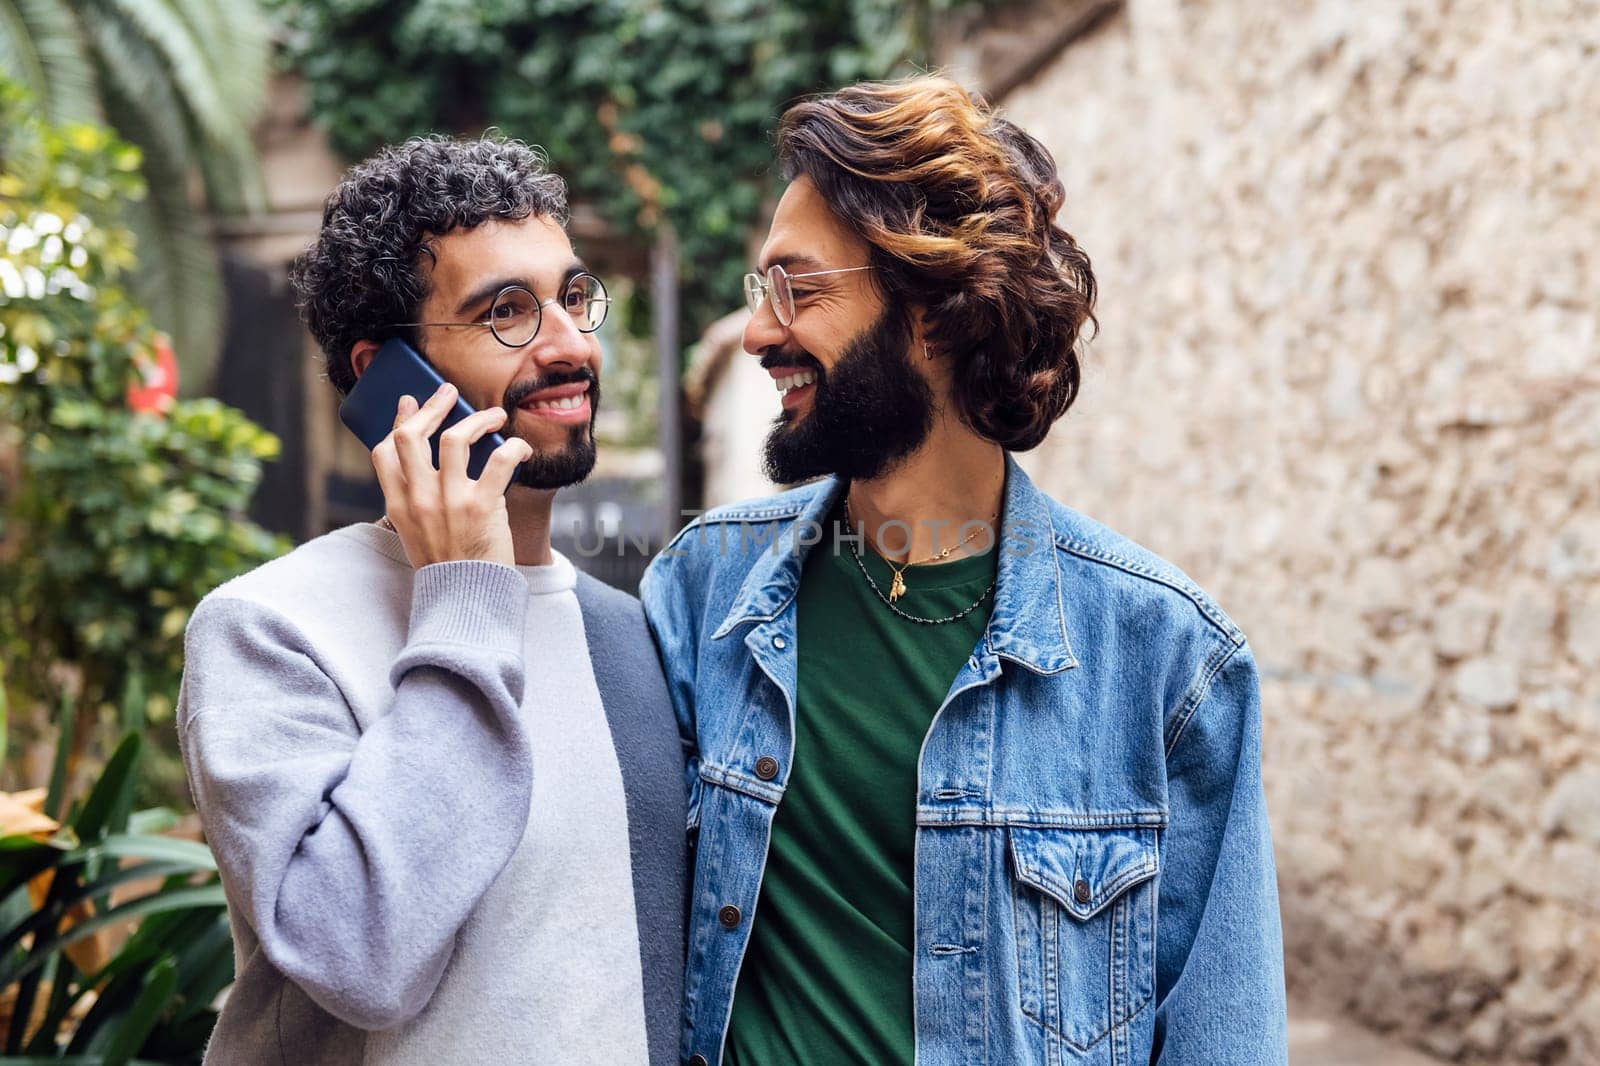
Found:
[392,393,418,430]
[370,433,408,526]
[438,406,510,480]
[393,383,456,486]
[477,435,534,497]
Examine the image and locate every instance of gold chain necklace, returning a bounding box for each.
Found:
[843,497,997,603]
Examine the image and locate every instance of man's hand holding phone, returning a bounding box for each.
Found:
[370,382,533,569]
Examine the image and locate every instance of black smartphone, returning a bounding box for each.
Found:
[338,337,518,487]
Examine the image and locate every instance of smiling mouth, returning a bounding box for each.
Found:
[521,393,587,412]
[773,369,818,397]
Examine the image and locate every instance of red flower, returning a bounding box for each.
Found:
[127,334,179,415]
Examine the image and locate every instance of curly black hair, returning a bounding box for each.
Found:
[290,135,569,395]
[777,77,1097,451]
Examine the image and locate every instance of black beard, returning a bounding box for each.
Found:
[512,427,596,489]
[503,369,599,490]
[761,309,935,484]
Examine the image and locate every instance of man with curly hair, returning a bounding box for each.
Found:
[176,136,685,1065]
[642,77,1287,1065]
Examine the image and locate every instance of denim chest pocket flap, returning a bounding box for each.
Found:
[1007,826,1160,1055]
[1008,826,1159,920]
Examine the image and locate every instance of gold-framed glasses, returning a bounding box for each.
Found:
[395,272,611,347]
[743,264,873,326]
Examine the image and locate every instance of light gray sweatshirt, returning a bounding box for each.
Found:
[176,522,685,1065]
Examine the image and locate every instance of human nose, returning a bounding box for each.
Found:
[526,299,594,370]
[743,292,788,356]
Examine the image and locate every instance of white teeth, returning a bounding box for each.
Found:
[774,370,818,395]
[528,394,585,411]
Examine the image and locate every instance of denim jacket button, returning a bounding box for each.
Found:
[718,904,743,929]
[1074,878,1092,904]
[754,756,780,781]
[689,1056,710,1066]
[772,635,787,649]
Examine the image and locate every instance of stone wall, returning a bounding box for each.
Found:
[988,2,1600,1061]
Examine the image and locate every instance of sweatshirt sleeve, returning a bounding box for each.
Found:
[176,560,532,1031]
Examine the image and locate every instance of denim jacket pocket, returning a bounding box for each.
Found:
[1008,825,1159,1056]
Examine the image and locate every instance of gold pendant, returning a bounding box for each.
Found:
[889,569,908,603]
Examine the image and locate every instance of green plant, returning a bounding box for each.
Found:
[0,0,271,387]
[270,0,981,344]
[0,732,230,1063]
[0,79,290,803]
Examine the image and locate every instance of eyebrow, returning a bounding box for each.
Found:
[452,259,587,317]
[756,252,827,275]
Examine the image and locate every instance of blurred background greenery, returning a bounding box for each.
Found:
[269,0,970,341]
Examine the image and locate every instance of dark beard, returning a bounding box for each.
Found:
[512,426,596,489]
[761,308,935,484]
[503,368,599,490]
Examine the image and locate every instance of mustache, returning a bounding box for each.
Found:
[759,348,822,375]
[502,366,598,409]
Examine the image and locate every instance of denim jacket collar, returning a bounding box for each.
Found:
[985,456,1077,674]
[710,454,1077,674]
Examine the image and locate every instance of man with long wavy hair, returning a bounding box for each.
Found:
[642,77,1287,1065]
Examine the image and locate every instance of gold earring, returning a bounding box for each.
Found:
[922,340,932,361]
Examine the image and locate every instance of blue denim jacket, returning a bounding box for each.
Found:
[640,457,1287,1066]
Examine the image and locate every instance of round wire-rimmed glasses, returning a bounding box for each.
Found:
[396,272,611,347]
[743,264,873,326]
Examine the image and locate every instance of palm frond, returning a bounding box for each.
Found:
[81,12,198,182]
[104,89,225,392]
[96,0,230,141]
[6,0,266,383]
[100,0,266,214]
[172,0,267,119]
[123,164,225,394]
[0,0,51,102]
[152,0,268,213]
[0,0,100,123]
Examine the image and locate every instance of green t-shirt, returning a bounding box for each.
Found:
[723,520,996,1066]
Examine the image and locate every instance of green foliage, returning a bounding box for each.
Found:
[0,80,289,793]
[0,732,231,1063]
[271,0,977,342]
[0,0,271,388]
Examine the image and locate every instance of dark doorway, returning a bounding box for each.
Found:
[214,255,309,540]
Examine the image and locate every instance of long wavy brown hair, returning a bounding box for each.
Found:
[776,76,1097,451]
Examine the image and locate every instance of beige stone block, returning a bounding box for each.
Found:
[1474,758,1546,824]
[1516,902,1583,974]
[1491,579,1558,664]
[1568,986,1600,1052]
[1548,516,1600,581]
[1532,840,1600,910]
[1420,1024,1467,1060]
[1371,630,1439,720]
[1453,657,1522,709]
[1436,699,1496,764]
[1503,967,1569,1022]
[1457,900,1519,983]
[1541,765,1600,843]
[1434,588,1498,658]
[1369,826,1454,896]
[1407,910,1464,973]
[1567,589,1600,669]
[1462,1000,1506,1055]
[1452,823,1513,908]
[1348,554,1415,614]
